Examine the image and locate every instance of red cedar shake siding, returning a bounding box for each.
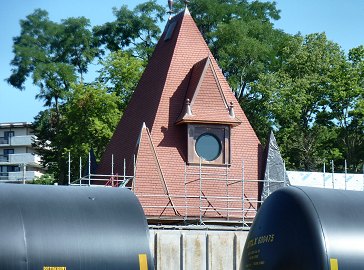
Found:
[97,8,263,221]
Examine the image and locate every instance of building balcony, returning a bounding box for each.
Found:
[0,135,34,146]
[0,171,43,182]
[0,155,8,162]
[0,153,41,166]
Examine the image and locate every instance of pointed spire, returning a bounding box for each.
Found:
[261,131,290,201]
[183,0,190,14]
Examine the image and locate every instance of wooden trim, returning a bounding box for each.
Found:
[176,119,241,126]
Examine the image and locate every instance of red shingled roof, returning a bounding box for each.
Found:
[134,123,178,217]
[98,7,263,221]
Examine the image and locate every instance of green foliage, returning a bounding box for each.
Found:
[8,9,99,116]
[62,83,121,160]
[250,33,364,171]
[31,173,56,185]
[184,0,286,102]
[8,9,119,183]
[32,84,121,183]
[31,109,61,178]
[98,50,145,110]
[93,0,166,60]
[60,17,100,79]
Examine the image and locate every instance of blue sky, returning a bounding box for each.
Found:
[1,0,364,123]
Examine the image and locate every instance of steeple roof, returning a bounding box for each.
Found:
[100,7,249,174]
[97,7,262,220]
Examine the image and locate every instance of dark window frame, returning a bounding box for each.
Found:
[3,149,14,156]
[187,124,230,165]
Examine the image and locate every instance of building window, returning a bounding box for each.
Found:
[187,124,230,165]
[0,166,7,180]
[4,149,14,156]
[4,131,14,139]
[195,133,221,161]
[7,166,19,172]
[0,131,14,144]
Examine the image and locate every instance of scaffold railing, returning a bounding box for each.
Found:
[66,152,287,227]
[70,173,134,187]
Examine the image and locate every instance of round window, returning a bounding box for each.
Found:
[195,133,222,161]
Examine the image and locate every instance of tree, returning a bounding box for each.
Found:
[8,9,104,183]
[93,0,166,60]
[250,33,348,170]
[31,174,56,185]
[98,50,145,111]
[61,83,121,182]
[33,83,121,183]
[32,108,63,180]
[59,17,100,80]
[328,45,364,171]
[9,6,153,183]
[7,9,99,116]
[62,83,121,160]
[350,102,364,171]
[184,0,287,102]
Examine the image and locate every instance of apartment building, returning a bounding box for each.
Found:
[0,122,44,182]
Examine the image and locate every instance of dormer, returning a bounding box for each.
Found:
[176,57,241,165]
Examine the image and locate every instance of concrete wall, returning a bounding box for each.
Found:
[149,228,248,270]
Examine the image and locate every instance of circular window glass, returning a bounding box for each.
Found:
[195,133,222,161]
